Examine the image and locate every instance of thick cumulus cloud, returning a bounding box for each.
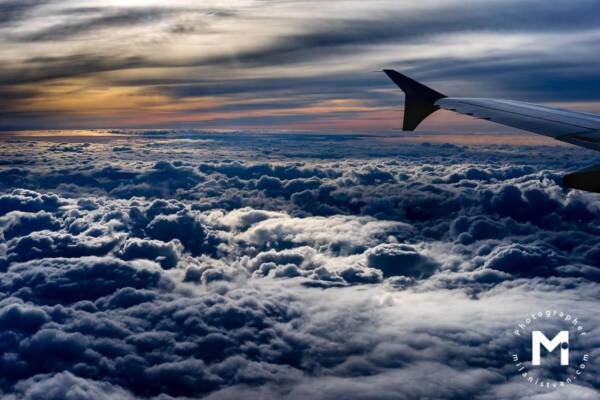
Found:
[0,133,599,398]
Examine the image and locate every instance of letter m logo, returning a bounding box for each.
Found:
[532,331,569,366]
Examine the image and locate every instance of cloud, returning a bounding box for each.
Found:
[146,210,217,256]
[0,189,66,215]
[210,1,600,67]
[118,238,182,269]
[0,54,148,86]
[0,210,60,240]
[0,134,599,397]
[5,371,137,400]
[1,257,166,304]
[0,0,48,26]
[235,214,411,255]
[16,7,181,42]
[2,1,600,130]
[365,243,439,279]
[482,244,559,277]
[0,303,48,333]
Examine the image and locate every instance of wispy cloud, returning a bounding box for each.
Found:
[1,0,599,131]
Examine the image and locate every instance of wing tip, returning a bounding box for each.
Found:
[383,69,445,131]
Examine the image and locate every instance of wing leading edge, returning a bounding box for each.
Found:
[383,69,600,192]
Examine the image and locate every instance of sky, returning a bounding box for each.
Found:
[1,0,600,132]
[1,1,600,399]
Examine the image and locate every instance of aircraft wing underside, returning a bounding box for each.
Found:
[437,97,600,152]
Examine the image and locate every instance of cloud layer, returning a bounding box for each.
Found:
[0,132,599,398]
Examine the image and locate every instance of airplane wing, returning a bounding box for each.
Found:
[383,69,600,192]
[437,98,600,152]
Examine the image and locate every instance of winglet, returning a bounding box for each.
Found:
[383,70,446,131]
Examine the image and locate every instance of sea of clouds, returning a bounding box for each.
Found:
[0,132,599,399]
